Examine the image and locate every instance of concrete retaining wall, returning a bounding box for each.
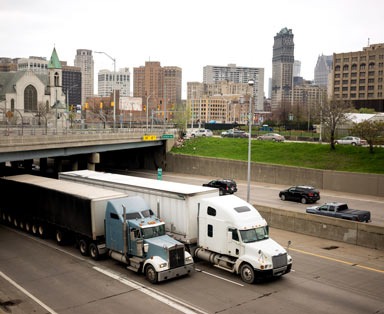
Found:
[255,204,384,250]
[166,154,384,197]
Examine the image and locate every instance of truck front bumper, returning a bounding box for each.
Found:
[158,263,194,282]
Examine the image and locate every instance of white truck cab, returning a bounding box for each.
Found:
[195,195,292,283]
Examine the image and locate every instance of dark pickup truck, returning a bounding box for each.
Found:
[306,202,371,222]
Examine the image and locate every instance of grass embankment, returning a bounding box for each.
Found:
[171,137,384,174]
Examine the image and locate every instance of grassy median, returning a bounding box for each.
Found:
[171,137,384,174]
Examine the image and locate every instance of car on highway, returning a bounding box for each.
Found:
[190,129,213,137]
[334,136,367,146]
[306,202,371,222]
[202,179,237,195]
[256,133,285,142]
[279,185,320,204]
[221,129,249,138]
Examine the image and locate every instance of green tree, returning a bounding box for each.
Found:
[351,120,384,153]
[318,98,353,150]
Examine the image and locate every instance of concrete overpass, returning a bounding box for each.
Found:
[0,127,176,175]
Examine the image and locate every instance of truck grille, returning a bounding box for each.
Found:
[169,245,185,269]
[272,253,287,269]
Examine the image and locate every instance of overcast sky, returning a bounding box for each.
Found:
[1,0,384,97]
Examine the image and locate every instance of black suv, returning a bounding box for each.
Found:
[279,185,320,204]
[203,179,237,195]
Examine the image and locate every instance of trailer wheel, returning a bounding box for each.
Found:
[89,243,100,260]
[79,239,89,256]
[145,265,158,284]
[240,263,255,284]
[19,221,24,230]
[38,225,46,238]
[32,224,38,236]
[25,222,31,233]
[13,218,18,228]
[55,229,65,245]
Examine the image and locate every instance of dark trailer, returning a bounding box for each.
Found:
[0,174,126,241]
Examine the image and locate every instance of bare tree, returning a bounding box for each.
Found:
[317,98,353,150]
[351,120,384,153]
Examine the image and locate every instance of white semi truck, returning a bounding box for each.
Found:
[59,170,293,283]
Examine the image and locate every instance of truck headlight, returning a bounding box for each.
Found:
[159,262,167,268]
[185,256,193,263]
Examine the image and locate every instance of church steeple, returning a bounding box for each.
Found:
[48,47,62,69]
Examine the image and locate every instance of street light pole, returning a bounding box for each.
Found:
[95,51,116,130]
[247,80,254,203]
[146,94,151,133]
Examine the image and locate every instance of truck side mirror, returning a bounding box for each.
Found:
[143,243,149,253]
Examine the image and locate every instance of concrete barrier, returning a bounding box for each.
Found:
[255,204,384,251]
[166,154,384,197]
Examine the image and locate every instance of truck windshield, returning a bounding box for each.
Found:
[240,226,269,243]
[141,225,166,239]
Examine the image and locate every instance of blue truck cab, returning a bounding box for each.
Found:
[105,196,194,283]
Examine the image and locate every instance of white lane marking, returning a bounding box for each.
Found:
[0,270,59,314]
[194,268,244,287]
[93,266,208,314]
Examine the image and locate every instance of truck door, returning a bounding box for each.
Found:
[106,212,123,252]
[227,227,241,257]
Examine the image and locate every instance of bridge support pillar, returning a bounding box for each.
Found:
[87,153,100,171]
[39,158,48,173]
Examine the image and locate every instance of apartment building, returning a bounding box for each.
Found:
[331,43,384,111]
[133,61,182,122]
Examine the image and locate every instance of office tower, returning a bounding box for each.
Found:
[74,49,94,104]
[98,67,130,97]
[331,43,384,111]
[271,27,295,111]
[203,64,264,111]
[62,63,82,106]
[314,54,333,87]
[293,60,301,77]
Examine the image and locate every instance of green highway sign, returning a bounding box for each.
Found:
[161,134,174,139]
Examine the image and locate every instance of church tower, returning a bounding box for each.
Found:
[47,47,66,110]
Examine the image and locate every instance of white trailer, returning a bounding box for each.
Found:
[59,170,292,283]
[59,170,219,244]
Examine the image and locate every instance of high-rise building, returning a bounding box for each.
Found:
[314,54,333,88]
[62,63,82,106]
[271,27,295,111]
[293,60,301,77]
[331,43,384,112]
[98,67,130,97]
[203,64,264,111]
[74,49,94,105]
[133,61,182,121]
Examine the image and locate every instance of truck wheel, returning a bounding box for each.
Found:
[79,239,89,256]
[301,197,307,204]
[89,243,100,260]
[280,194,286,201]
[145,265,158,284]
[240,263,255,284]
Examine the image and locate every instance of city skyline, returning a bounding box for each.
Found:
[1,0,384,98]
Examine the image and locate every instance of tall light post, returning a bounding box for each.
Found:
[95,51,116,130]
[146,94,151,132]
[247,79,254,202]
